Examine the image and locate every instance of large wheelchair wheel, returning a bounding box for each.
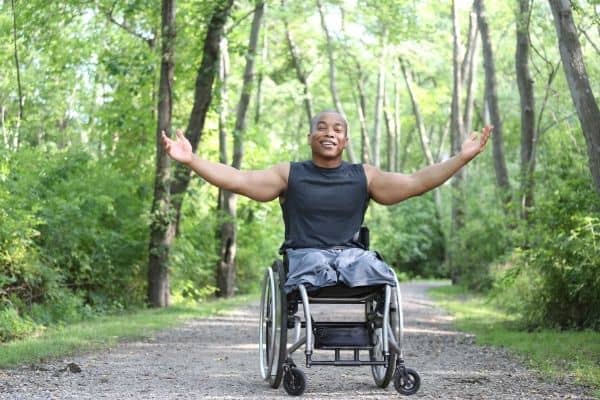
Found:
[258,260,288,388]
[368,288,400,388]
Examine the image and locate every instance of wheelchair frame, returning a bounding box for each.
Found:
[258,245,420,396]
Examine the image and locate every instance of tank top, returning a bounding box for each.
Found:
[280,160,369,250]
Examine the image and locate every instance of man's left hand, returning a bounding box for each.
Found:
[460,125,493,162]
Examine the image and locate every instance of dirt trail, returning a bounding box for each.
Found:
[0,281,593,399]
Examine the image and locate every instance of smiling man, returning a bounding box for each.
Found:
[162,109,491,292]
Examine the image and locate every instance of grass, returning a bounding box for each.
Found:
[429,285,600,398]
[0,295,255,368]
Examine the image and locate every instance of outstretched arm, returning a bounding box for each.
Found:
[367,125,492,205]
[162,130,288,202]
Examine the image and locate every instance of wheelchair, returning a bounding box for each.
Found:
[258,229,420,396]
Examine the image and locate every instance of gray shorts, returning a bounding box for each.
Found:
[283,247,396,294]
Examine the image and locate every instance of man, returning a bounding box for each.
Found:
[162,110,491,292]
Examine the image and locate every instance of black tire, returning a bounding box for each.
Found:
[259,268,274,380]
[368,291,398,388]
[394,367,420,395]
[267,260,288,389]
[283,367,307,396]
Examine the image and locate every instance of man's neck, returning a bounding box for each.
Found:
[311,157,343,169]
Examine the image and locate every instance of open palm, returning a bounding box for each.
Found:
[461,125,493,161]
[162,129,193,164]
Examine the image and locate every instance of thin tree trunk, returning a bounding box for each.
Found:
[449,0,465,284]
[11,0,23,121]
[475,0,511,198]
[283,14,313,127]
[316,0,357,163]
[353,61,372,164]
[147,0,176,308]
[217,36,230,215]
[516,0,536,220]
[549,0,600,196]
[372,32,387,168]
[254,18,268,124]
[383,94,394,172]
[393,68,401,172]
[400,60,434,166]
[462,9,479,136]
[217,2,265,298]
[400,58,442,217]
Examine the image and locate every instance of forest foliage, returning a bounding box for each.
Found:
[1,0,599,341]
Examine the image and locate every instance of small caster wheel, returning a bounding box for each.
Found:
[283,366,306,396]
[394,367,420,395]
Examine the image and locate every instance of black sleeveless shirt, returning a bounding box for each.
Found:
[280,161,369,250]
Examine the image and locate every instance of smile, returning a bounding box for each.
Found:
[320,140,336,147]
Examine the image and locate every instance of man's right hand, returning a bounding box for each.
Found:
[162,129,193,165]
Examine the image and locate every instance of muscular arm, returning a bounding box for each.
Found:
[366,125,492,205]
[366,154,469,204]
[162,129,288,202]
[186,155,288,202]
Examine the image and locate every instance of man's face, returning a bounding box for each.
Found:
[308,112,348,160]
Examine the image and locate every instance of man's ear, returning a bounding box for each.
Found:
[306,133,312,145]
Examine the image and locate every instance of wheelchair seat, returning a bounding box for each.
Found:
[291,283,385,300]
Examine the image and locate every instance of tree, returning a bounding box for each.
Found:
[516,0,536,220]
[548,0,600,196]
[449,0,466,282]
[216,2,265,298]
[474,0,510,201]
[147,0,176,308]
[147,0,234,307]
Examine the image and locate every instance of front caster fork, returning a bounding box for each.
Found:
[282,359,307,396]
[393,363,421,395]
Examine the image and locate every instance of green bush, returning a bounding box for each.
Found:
[0,305,40,342]
[514,176,600,329]
[0,147,151,337]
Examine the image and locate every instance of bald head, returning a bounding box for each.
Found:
[310,110,348,137]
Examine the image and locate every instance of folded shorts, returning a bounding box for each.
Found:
[283,247,396,294]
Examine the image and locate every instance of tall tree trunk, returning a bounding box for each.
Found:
[393,67,401,172]
[11,0,23,122]
[316,0,357,163]
[549,0,600,196]
[383,93,394,172]
[217,2,264,298]
[283,14,313,127]
[147,0,176,308]
[147,0,233,307]
[475,0,511,199]
[353,61,372,164]
[400,58,443,218]
[462,8,479,136]
[372,32,387,168]
[449,0,465,284]
[516,0,536,220]
[254,18,268,124]
[217,36,230,224]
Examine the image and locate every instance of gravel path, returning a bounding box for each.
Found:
[0,281,593,399]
